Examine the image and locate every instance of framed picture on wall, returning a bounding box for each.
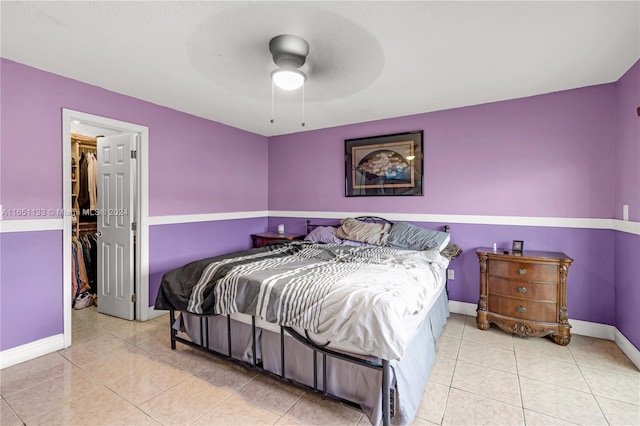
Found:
[345,130,423,197]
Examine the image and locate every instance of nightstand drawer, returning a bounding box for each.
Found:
[489,260,557,282]
[489,277,557,302]
[488,294,556,322]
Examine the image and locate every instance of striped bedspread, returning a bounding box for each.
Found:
[156,241,448,360]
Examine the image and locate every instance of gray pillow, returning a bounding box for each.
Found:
[386,222,450,251]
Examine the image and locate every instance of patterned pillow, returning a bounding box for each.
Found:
[304,226,342,244]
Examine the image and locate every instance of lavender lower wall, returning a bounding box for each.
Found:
[1,231,63,351]
[269,216,616,326]
[148,217,268,306]
[615,232,640,349]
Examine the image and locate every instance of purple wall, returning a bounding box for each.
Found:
[0,59,268,218]
[0,231,63,349]
[614,59,640,222]
[269,85,616,218]
[0,59,268,351]
[148,217,267,305]
[614,59,640,350]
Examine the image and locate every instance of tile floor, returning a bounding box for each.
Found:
[1,309,639,425]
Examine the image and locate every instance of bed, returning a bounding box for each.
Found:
[154,217,458,425]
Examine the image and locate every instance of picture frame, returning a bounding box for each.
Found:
[345,130,423,197]
[512,240,524,252]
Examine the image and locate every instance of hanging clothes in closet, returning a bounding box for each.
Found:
[78,151,98,221]
[71,233,98,309]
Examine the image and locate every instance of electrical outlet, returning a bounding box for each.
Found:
[447,269,455,280]
[623,204,629,221]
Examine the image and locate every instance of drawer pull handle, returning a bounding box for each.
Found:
[518,268,527,275]
[517,306,527,313]
[517,286,527,293]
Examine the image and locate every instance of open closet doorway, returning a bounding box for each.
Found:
[62,109,150,348]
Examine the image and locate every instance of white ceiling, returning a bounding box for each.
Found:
[2,1,639,137]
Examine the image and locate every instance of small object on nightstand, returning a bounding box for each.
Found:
[492,243,497,253]
[278,224,285,234]
[503,250,509,254]
[251,232,305,248]
[512,240,524,252]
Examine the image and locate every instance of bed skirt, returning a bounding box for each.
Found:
[175,288,449,425]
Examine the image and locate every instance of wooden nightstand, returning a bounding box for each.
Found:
[251,232,305,248]
[476,248,573,345]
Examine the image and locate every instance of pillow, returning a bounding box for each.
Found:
[334,218,391,246]
[305,226,342,244]
[386,222,451,251]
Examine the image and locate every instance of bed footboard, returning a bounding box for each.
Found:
[169,310,395,426]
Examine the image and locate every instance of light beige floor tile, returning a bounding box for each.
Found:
[456,339,517,374]
[107,407,162,425]
[580,365,640,405]
[193,394,281,426]
[451,360,521,406]
[523,409,579,425]
[427,355,456,386]
[195,356,258,391]
[569,335,639,375]
[0,352,75,396]
[237,374,305,415]
[128,337,177,358]
[442,388,524,425]
[512,335,575,364]
[101,317,164,340]
[515,352,590,392]
[0,399,23,426]
[283,392,363,425]
[462,322,514,350]
[414,381,449,424]
[161,345,217,374]
[595,395,640,426]
[20,385,132,425]
[139,375,231,425]
[276,416,302,425]
[79,347,162,385]
[5,369,104,420]
[59,334,134,366]
[519,376,606,425]
[407,417,439,426]
[106,361,192,406]
[435,335,461,360]
[440,314,467,338]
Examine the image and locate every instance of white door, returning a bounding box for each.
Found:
[97,133,136,320]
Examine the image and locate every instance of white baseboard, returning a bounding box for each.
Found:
[570,319,615,340]
[148,306,169,320]
[448,300,477,317]
[0,334,65,369]
[615,329,640,370]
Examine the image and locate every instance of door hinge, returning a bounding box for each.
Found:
[131,222,137,231]
[131,293,137,303]
[131,150,137,159]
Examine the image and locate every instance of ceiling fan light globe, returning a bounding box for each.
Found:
[271,69,306,91]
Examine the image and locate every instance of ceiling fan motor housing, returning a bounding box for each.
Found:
[269,34,309,69]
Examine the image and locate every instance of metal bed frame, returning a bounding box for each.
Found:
[168,216,451,426]
[169,311,395,425]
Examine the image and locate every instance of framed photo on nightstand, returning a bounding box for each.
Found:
[512,240,524,252]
